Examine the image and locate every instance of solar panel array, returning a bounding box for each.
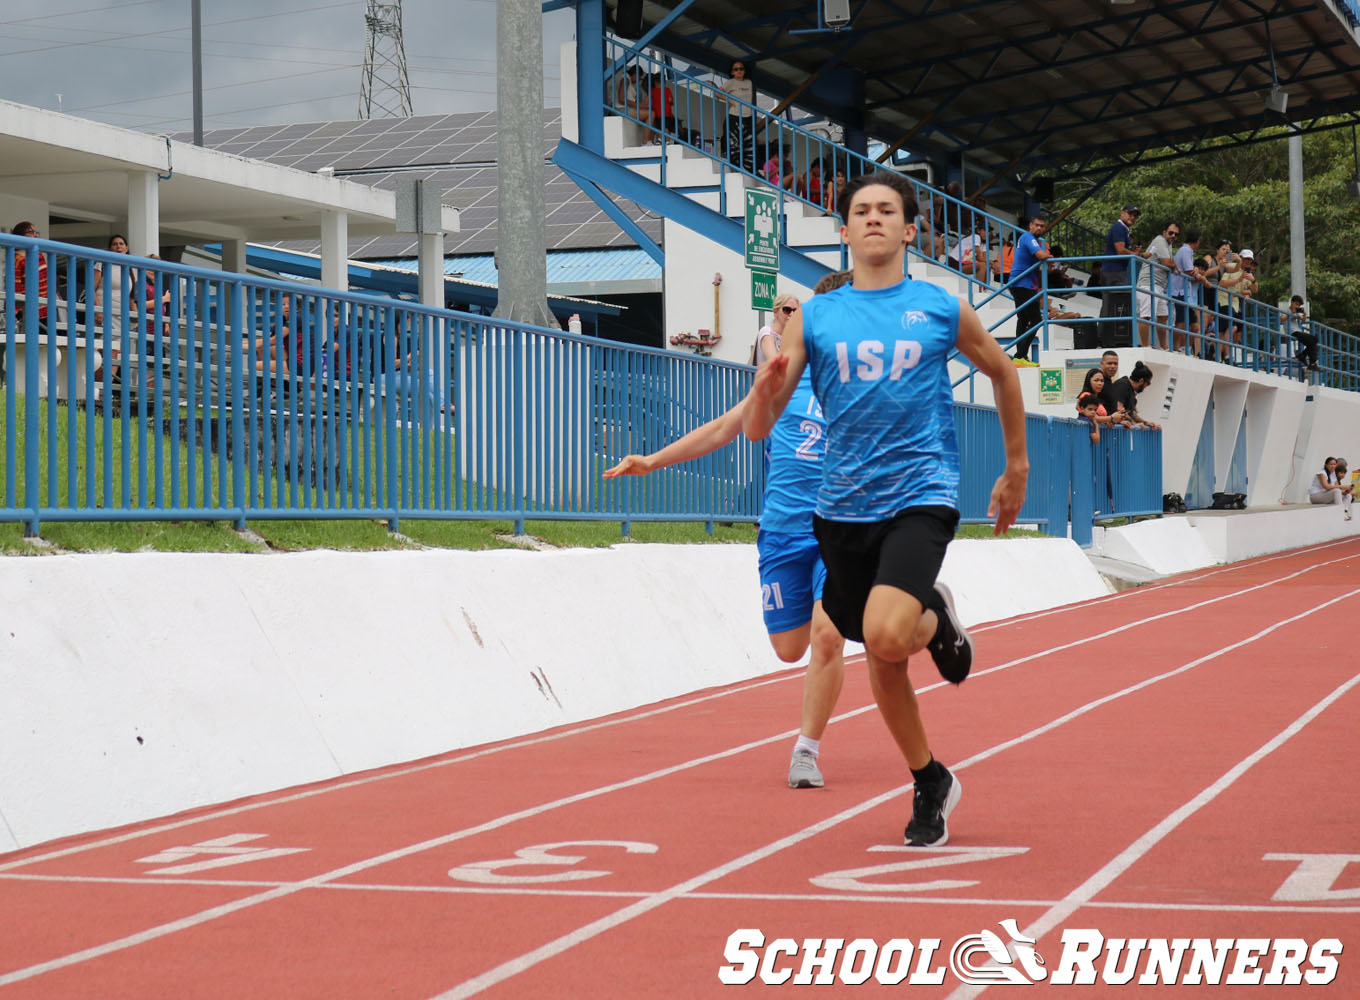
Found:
[182,110,661,258]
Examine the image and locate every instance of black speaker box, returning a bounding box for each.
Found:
[616,0,643,38]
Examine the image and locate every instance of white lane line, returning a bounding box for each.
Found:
[945,669,1360,1000]
[972,535,1360,633]
[0,722,869,988]
[5,545,1349,875]
[0,672,797,873]
[1,587,1351,988]
[426,590,1360,1000]
[7,872,1358,916]
[970,553,1360,679]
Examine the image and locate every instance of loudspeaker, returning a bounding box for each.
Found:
[823,0,851,27]
[615,0,643,39]
[1265,85,1289,115]
[1032,177,1054,202]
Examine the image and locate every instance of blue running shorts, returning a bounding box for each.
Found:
[756,529,827,634]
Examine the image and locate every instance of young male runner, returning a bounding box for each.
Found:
[604,271,852,790]
[742,171,1028,847]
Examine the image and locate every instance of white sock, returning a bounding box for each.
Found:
[793,735,820,758]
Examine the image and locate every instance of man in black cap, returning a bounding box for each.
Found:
[1093,205,1142,349]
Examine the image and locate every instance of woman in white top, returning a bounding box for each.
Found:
[1308,455,1353,520]
[719,59,755,173]
[754,292,798,364]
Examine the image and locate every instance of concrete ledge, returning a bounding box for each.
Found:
[0,536,1106,853]
[1089,517,1219,576]
[1185,502,1356,563]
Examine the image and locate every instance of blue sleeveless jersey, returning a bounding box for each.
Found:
[761,371,824,534]
[801,279,960,521]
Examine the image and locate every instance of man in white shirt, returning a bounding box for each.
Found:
[1138,221,1179,350]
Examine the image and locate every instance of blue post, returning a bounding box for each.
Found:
[576,0,605,153]
[22,243,40,536]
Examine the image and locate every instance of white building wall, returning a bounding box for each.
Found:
[0,195,47,234]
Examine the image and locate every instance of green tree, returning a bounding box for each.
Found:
[1062,121,1360,335]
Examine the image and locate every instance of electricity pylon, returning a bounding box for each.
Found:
[359,0,413,118]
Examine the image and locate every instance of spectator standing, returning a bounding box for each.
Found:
[9,221,50,334]
[1137,221,1178,350]
[1285,294,1318,374]
[1171,229,1202,354]
[1105,360,1162,431]
[1215,247,1247,361]
[753,292,798,364]
[1236,249,1261,355]
[1077,368,1126,428]
[1096,350,1123,417]
[1094,205,1141,349]
[1076,394,1101,444]
[719,60,755,172]
[1008,213,1051,363]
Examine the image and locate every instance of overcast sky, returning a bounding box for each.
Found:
[0,0,577,133]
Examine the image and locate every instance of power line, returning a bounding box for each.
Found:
[64,64,356,114]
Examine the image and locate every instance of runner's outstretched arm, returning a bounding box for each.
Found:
[955,301,1029,534]
[603,402,746,478]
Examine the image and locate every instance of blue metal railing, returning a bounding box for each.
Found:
[602,38,1027,302]
[1044,255,1360,387]
[947,251,1360,396]
[2,235,763,535]
[3,235,1158,541]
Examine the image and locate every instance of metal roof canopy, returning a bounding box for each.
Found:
[629,0,1360,181]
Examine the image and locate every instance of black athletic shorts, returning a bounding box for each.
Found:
[813,505,959,643]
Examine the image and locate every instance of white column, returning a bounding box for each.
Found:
[127,170,159,257]
[222,239,248,274]
[418,231,445,308]
[1288,127,1306,300]
[320,210,349,291]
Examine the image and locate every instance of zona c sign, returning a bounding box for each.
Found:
[751,270,777,311]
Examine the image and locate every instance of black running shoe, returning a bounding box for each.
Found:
[904,767,962,847]
[925,582,973,684]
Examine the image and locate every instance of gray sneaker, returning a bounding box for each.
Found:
[788,748,825,788]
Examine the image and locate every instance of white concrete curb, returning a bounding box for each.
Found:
[0,536,1108,852]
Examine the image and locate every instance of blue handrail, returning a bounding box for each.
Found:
[602,38,1027,300]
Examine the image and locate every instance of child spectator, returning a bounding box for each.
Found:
[1076,393,1101,443]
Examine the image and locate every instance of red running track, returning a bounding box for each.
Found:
[3,538,1360,997]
